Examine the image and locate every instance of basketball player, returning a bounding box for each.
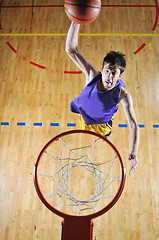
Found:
[65,22,139,175]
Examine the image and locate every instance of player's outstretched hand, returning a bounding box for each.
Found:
[128,154,138,175]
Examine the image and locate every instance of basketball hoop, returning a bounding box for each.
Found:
[33,130,126,240]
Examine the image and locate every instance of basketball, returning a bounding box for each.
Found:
[64,0,101,25]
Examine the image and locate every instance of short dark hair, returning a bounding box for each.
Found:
[102,51,126,74]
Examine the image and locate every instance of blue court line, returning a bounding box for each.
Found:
[33,123,42,126]
[50,123,59,126]
[67,123,76,127]
[118,124,145,128]
[1,122,9,126]
[153,125,159,128]
[0,122,158,128]
[138,124,145,128]
[118,124,127,128]
[17,122,26,126]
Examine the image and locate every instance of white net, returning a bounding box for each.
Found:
[37,132,123,216]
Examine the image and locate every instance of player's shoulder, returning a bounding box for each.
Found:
[119,87,131,103]
[86,70,100,85]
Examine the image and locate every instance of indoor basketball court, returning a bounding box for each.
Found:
[0,0,159,239]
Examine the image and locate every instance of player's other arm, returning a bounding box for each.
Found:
[65,22,98,84]
[119,88,139,175]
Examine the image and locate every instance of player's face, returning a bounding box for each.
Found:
[101,63,122,90]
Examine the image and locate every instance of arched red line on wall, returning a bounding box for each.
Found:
[134,43,146,54]
[152,0,159,31]
[6,41,17,53]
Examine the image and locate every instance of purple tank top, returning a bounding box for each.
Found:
[70,73,126,125]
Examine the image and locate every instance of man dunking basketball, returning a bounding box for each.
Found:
[65,22,139,175]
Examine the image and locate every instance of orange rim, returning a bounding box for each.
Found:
[33,130,126,220]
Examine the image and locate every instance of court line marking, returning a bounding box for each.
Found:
[0,122,157,128]
[153,125,159,128]
[17,122,26,126]
[148,43,152,50]
[6,41,83,71]
[50,123,59,126]
[134,43,146,54]
[152,0,159,31]
[1,122,9,126]
[5,38,151,71]
[30,61,46,69]
[64,71,82,74]
[0,3,158,35]
[138,124,145,128]
[6,41,17,53]
[118,124,145,128]
[118,124,127,128]
[33,123,42,126]
[0,4,157,8]
[1,33,159,37]
[67,123,76,127]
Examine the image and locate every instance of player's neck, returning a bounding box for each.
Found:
[97,79,111,92]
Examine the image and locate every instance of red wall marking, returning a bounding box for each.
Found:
[64,71,82,74]
[30,61,46,69]
[6,41,17,53]
[134,43,146,54]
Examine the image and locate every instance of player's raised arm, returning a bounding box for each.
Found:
[65,22,98,84]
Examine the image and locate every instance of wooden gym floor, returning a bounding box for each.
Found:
[0,0,159,239]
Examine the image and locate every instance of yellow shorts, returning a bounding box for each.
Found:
[78,114,114,136]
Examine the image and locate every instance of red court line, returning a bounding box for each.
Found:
[134,43,146,54]
[152,0,159,31]
[1,4,156,8]
[30,61,46,69]
[6,41,17,53]
[1,5,63,8]
[64,71,82,74]
[0,0,4,29]
[102,5,155,8]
